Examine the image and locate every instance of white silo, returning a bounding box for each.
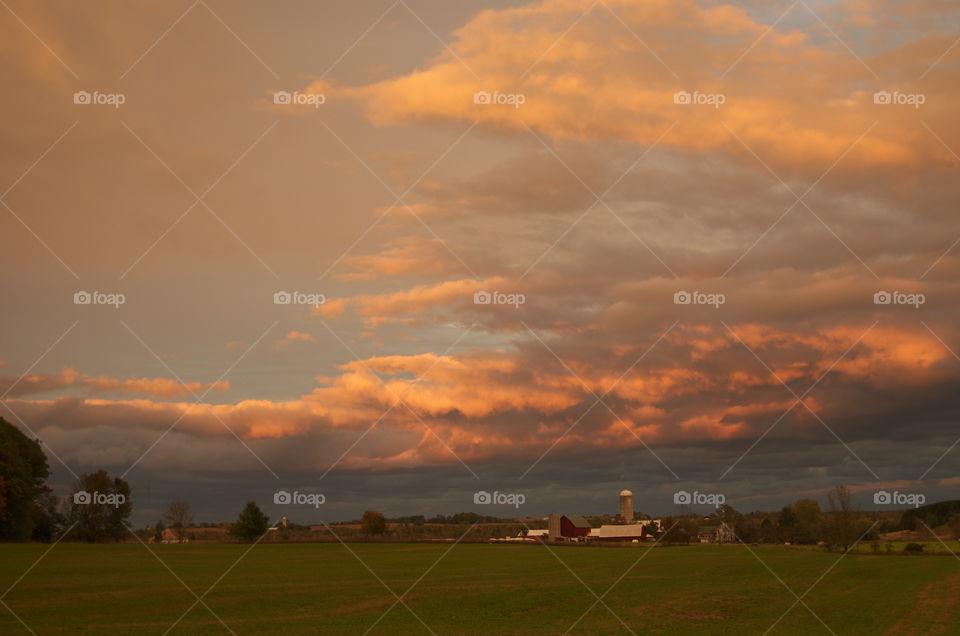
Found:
[619,489,634,522]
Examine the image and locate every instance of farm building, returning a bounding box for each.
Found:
[160,528,188,544]
[547,514,592,541]
[697,522,735,543]
[494,528,548,542]
[589,523,650,542]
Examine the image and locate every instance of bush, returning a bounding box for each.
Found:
[903,542,924,554]
[361,510,387,535]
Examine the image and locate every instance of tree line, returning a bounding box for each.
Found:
[4,418,959,546]
[655,486,960,550]
[0,418,278,543]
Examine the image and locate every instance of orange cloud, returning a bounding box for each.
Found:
[337,237,460,280]
[275,330,318,348]
[314,277,511,325]
[314,0,957,173]
[0,367,229,399]
[6,321,954,472]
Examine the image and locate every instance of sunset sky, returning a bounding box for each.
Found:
[2,0,959,525]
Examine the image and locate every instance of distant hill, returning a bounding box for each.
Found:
[899,500,960,530]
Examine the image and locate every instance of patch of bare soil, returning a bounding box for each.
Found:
[885,569,960,635]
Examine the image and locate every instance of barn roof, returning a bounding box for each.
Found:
[590,524,647,538]
[564,515,592,528]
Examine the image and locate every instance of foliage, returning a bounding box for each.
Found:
[361,510,387,535]
[789,499,825,544]
[0,417,52,541]
[64,470,132,543]
[230,501,269,542]
[900,500,960,531]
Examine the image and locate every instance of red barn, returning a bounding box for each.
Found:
[548,514,592,541]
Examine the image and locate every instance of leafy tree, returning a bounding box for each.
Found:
[361,510,387,535]
[0,417,52,540]
[163,500,193,543]
[734,516,762,543]
[230,502,269,542]
[65,470,132,543]
[760,517,778,543]
[660,516,694,544]
[791,499,824,544]
[778,505,798,541]
[31,491,66,542]
[153,520,164,543]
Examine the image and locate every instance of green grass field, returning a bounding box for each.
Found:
[1,542,958,634]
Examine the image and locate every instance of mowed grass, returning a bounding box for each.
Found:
[1,542,958,635]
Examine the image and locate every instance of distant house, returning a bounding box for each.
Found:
[161,528,189,544]
[697,522,735,543]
